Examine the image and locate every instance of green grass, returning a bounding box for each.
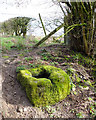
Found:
[16,65,26,72]
[24,57,33,61]
[0,36,41,52]
[40,52,52,61]
[89,102,96,117]
[1,37,14,51]
[76,112,84,118]
[61,52,95,68]
[0,36,26,51]
[70,52,94,67]
[15,37,26,50]
[0,35,63,53]
[33,38,39,43]
[2,56,10,59]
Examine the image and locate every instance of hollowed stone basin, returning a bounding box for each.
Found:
[17,65,71,107]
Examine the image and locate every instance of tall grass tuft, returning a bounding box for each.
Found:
[15,37,26,50]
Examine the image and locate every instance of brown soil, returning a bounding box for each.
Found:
[1,44,95,119]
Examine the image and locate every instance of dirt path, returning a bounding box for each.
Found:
[1,48,47,118]
[0,45,95,118]
[0,56,3,119]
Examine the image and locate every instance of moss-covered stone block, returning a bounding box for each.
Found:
[17,65,71,107]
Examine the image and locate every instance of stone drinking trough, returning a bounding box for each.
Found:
[17,65,71,107]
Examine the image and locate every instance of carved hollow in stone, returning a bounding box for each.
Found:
[17,65,71,107]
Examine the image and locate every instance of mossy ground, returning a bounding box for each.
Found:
[2,38,96,118]
[17,65,71,107]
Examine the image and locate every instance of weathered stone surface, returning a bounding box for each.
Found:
[17,65,71,107]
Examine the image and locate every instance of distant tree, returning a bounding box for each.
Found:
[12,17,32,38]
[1,17,34,38]
[1,22,8,35]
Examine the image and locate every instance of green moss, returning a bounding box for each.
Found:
[2,56,10,59]
[17,65,71,107]
[29,67,43,77]
[17,70,32,88]
[76,76,81,83]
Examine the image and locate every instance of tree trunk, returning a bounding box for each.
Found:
[39,13,46,36]
[23,32,26,38]
[33,23,65,47]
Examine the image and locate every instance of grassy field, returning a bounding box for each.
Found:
[0,35,64,52]
[0,36,33,52]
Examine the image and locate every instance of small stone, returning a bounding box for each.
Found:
[60,63,67,66]
[80,76,83,79]
[72,87,76,91]
[24,107,27,112]
[2,64,7,67]
[5,60,10,64]
[14,92,16,95]
[83,86,89,90]
[83,76,88,80]
[89,92,94,96]
[17,106,23,113]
